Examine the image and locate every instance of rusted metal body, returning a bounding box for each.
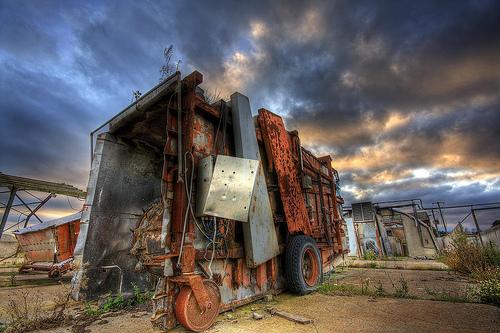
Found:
[72,71,346,331]
[14,212,81,277]
[258,109,345,256]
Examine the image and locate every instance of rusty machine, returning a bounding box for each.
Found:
[71,71,346,331]
[15,212,81,278]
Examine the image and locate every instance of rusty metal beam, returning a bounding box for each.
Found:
[257,108,311,235]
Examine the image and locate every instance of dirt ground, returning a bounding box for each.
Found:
[330,267,476,300]
[0,268,74,321]
[2,266,499,333]
[37,292,499,333]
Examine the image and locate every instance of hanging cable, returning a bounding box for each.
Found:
[207,216,217,279]
[177,152,193,268]
[66,196,79,211]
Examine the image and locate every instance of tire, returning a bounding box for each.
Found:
[285,235,322,295]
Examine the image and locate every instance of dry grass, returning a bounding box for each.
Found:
[3,282,72,333]
[441,232,500,305]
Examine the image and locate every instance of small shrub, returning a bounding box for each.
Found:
[83,302,102,317]
[361,278,371,295]
[392,275,409,298]
[102,293,124,312]
[130,283,153,305]
[477,272,500,306]
[441,232,500,279]
[363,250,377,261]
[83,283,152,318]
[84,293,125,318]
[375,281,385,297]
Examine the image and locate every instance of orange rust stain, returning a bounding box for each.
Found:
[257,108,311,235]
[255,263,267,290]
[266,258,277,287]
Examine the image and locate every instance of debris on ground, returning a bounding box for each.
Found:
[252,312,263,320]
[266,307,313,324]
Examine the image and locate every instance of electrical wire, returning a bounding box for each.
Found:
[177,152,193,268]
[207,216,217,279]
[212,103,224,155]
[66,196,80,211]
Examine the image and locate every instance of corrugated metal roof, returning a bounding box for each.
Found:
[0,172,86,198]
[13,212,81,235]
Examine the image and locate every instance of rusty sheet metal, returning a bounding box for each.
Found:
[192,113,215,160]
[15,214,80,263]
[16,228,55,262]
[257,109,311,235]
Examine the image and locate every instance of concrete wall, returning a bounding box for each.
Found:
[480,225,500,248]
[0,233,18,257]
[401,216,437,258]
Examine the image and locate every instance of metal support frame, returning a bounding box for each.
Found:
[23,193,54,228]
[14,194,44,224]
[0,187,17,239]
[0,173,85,237]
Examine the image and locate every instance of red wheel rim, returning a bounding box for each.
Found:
[175,280,221,332]
[302,247,319,287]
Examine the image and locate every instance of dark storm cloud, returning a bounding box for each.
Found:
[0,0,499,227]
[0,63,91,185]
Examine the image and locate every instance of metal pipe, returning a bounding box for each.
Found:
[423,202,500,210]
[469,206,500,211]
[436,202,447,233]
[100,265,123,295]
[395,209,439,251]
[176,72,183,182]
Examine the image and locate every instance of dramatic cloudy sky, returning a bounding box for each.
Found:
[1,0,499,230]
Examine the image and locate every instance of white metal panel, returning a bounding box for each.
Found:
[202,155,259,222]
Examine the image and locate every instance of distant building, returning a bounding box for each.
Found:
[480,221,500,248]
[347,202,438,258]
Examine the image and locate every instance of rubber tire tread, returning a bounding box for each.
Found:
[285,235,322,295]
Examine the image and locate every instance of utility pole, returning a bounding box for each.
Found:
[436,201,448,234]
[471,208,484,247]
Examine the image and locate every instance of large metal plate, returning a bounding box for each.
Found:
[202,155,259,222]
[231,93,280,267]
